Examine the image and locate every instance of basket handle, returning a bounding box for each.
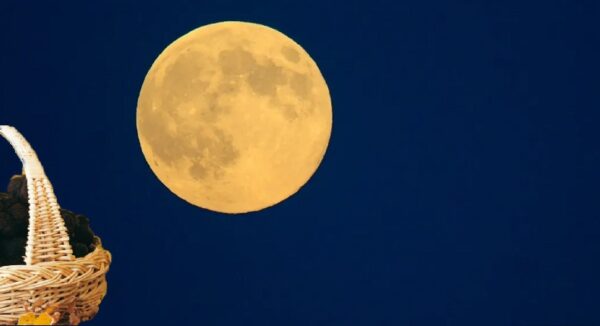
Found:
[0,125,74,265]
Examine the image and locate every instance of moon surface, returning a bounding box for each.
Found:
[136,21,332,213]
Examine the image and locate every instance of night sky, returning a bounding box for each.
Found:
[1,1,599,325]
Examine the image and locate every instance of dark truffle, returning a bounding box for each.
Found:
[0,175,97,267]
[7,174,28,202]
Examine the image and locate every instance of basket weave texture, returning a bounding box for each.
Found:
[0,125,111,324]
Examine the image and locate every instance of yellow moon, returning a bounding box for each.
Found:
[136,21,332,214]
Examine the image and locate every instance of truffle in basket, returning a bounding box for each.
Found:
[0,175,96,267]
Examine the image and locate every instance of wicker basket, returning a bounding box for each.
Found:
[0,125,111,324]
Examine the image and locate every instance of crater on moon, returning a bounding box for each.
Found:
[188,128,239,181]
[219,48,257,76]
[137,21,332,213]
[281,46,300,63]
[247,59,286,96]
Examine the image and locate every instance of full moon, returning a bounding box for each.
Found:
[137,21,332,214]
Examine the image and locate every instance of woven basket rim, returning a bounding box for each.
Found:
[0,237,109,272]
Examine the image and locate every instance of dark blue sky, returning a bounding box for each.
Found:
[1,1,599,325]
